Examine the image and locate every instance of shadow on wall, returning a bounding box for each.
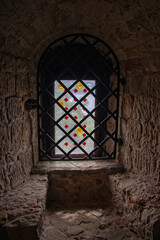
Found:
[153,219,160,240]
[0,226,9,240]
[47,171,113,209]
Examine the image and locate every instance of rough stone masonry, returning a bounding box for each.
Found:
[0,0,160,239]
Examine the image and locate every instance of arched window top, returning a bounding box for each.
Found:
[37,33,120,161]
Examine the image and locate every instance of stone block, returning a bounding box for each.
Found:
[108,94,117,113]
[0,124,9,154]
[121,94,134,120]
[120,118,127,138]
[143,73,160,99]
[125,58,142,72]
[146,55,160,73]
[15,58,28,73]
[6,97,23,121]
[0,157,10,194]
[131,148,155,175]
[48,171,112,208]
[0,72,15,97]
[29,110,38,164]
[109,72,118,91]
[126,119,142,145]
[0,175,48,240]
[105,138,115,155]
[16,72,30,96]
[106,117,116,134]
[29,74,37,99]
[8,160,24,189]
[133,96,160,125]
[118,145,132,170]
[141,124,158,151]
[0,53,16,73]
[157,130,160,152]
[17,147,33,175]
[11,120,31,152]
[0,209,7,225]
[126,71,145,96]
[0,98,6,122]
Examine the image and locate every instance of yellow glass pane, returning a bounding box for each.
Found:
[77,82,84,90]
[57,82,64,90]
[76,127,83,134]
[58,100,65,108]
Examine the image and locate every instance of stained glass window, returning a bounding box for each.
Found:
[54,80,95,154]
[38,34,120,160]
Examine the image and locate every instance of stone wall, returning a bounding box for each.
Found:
[48,171,113,209]
[119,54,160,182]
[0,0,160,191]
[0,53,38,194]
[110,172,160,239]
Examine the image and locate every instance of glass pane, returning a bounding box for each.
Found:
[54,80,95,155]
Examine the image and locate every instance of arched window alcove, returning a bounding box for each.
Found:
[37,33,120,161]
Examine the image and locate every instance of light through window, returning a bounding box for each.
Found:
[54,80,95,155]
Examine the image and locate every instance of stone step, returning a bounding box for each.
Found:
[31,160,124,175]
[0,175,48,240]
[32,161,124,209]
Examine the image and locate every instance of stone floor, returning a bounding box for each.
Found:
[1,162,159,240]
[40,208,141,240]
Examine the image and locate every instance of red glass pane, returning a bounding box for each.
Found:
[64,125,68,128]
[64,116,69,120]
[74,89,78,93]
[64,142,68,146]
[64,98,68,102]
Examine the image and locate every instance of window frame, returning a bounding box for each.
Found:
[37,33,120,161]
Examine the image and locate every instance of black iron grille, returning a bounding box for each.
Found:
[37,33,120,161]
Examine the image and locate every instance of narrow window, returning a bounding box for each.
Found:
[38,34,120,160]
[54,79,96,156]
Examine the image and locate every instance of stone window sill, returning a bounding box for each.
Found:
[31,160,124,175]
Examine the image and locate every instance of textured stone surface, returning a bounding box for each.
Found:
[0,1,159,234]
[0,175,48,240]
[39,172,160,240]
[0,52,37,193]
[48,171,113,209]
[32,161,124,208]
[110,172,160,240]
[32,161,124,174]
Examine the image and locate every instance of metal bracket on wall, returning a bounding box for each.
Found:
[24,99,37,110]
